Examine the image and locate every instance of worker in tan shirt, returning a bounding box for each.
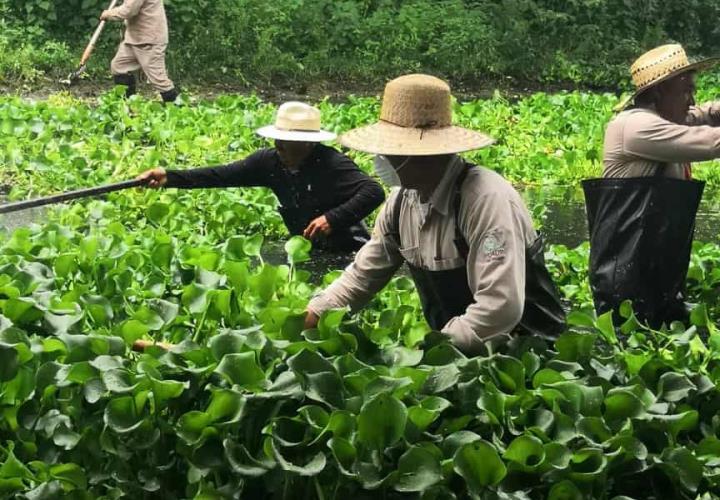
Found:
[305,74,565,354]
[584,44,719,326]
[100,0,179,103]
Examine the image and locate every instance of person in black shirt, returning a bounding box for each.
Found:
[137,101,385,251]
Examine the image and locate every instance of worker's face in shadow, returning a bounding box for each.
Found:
[275,140,315,169]
[656,72,696,124]
[385,154,453,189]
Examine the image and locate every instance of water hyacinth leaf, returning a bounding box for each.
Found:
[206,389,246,425]
[657,372,696,402]
[394,446,442,492]
[208,331,246,361]
[423,363,461,394]
[270,440,326,476]
[453,440,507,490]
[659,447,703,493]
[305,371,345,408]
[569,448,607,481]
[177,411,214,446]
[0,345,19,382]
[285,236,311,265]
[214,352,267,390]
[555,332,595,362]
[548,480,583,500]
[116,319,150,344]
[504,435,545,469]
[224,440,274,477]
[490,355,526,394]
[382,346,424,367]
[182,283,210,315]
[243,233,264,258]
[595,311,617,344]
[104,396,145,434]
[151,378,188,408]
[328,437,357,476]
[357,392,407,450]
[146,202,170,224]
[604,390,645,421]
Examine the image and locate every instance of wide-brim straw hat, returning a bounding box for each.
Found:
[256,101,336,142]
[339,74,495,156]
[621,44,720,109]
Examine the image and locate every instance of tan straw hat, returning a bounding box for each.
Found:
[625,44,719,106]
[338,74,495,155]
[256,101,336,142]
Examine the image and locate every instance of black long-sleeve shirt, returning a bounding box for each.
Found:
[165,144,385,238]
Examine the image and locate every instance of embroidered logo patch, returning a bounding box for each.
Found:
[481,230,506,261]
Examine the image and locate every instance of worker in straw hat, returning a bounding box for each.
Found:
[137,101,385,252]
[583,44,720,326]
[101,0,180,103]
[305,74,565,354]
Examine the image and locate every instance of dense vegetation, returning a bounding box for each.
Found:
[2,0,720,88]
[2,90,720,498]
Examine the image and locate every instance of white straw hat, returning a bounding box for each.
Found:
[623,44,719,108]
[256,101,336,142]
[339,74,495,156]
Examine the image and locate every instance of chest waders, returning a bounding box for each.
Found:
[388,165,566,340]
[582,177,704,327]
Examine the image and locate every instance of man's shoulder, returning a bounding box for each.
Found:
[463,164,519,199]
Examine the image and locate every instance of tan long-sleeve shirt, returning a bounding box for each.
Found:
[307,156,537,352]
[603,102,720,178]
[106,0,168,45]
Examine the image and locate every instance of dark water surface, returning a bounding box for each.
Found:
[2,186,720,277]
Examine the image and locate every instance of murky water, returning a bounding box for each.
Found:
[522,185,720,248]
[2,186,719,277]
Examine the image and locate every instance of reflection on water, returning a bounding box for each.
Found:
[2,186,720,279]
[523,185,720,248]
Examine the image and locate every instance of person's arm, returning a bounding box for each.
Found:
[103,0,145,20]
[164,150,271,189]
[306,191,404,320]
[441,194,528,353]
[687,101,720,127]
[624,111,720,163]
[323,156,386,229]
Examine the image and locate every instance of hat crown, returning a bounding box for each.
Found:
[275,101,322,132]
[380,74,452,129]
[630,44,691,90]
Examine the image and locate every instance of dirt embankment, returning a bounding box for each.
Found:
[1,75,619,103]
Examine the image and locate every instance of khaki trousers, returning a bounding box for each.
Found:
[110,42,174,92]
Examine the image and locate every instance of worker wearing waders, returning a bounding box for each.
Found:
[304,75,566,354]
[101,0,179,103]
[584,44,720,327]
[137,102,385,252]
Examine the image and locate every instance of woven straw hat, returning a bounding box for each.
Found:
[256,101,336,142]
[626,44,719,106]
[338,74,495,155]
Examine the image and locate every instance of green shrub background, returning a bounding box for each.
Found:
[2,0,720,87]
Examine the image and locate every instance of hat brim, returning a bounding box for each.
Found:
[621,56,720,110]
[256,125,336,142]
[338,121,495,156]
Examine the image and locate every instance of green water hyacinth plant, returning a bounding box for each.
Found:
[2,90,720,498]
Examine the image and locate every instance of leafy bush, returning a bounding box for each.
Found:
[3,0,720,87]
[0,19,71,83]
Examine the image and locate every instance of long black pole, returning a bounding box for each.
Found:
[0,179,146,215]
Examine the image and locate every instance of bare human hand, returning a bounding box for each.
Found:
[136,167,168,188]
[304,310,319,330]
[303,215,332,240]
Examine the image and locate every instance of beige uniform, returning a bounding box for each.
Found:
[603,102,720,178]
[307,156,537,353]
[107,0,173,92]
